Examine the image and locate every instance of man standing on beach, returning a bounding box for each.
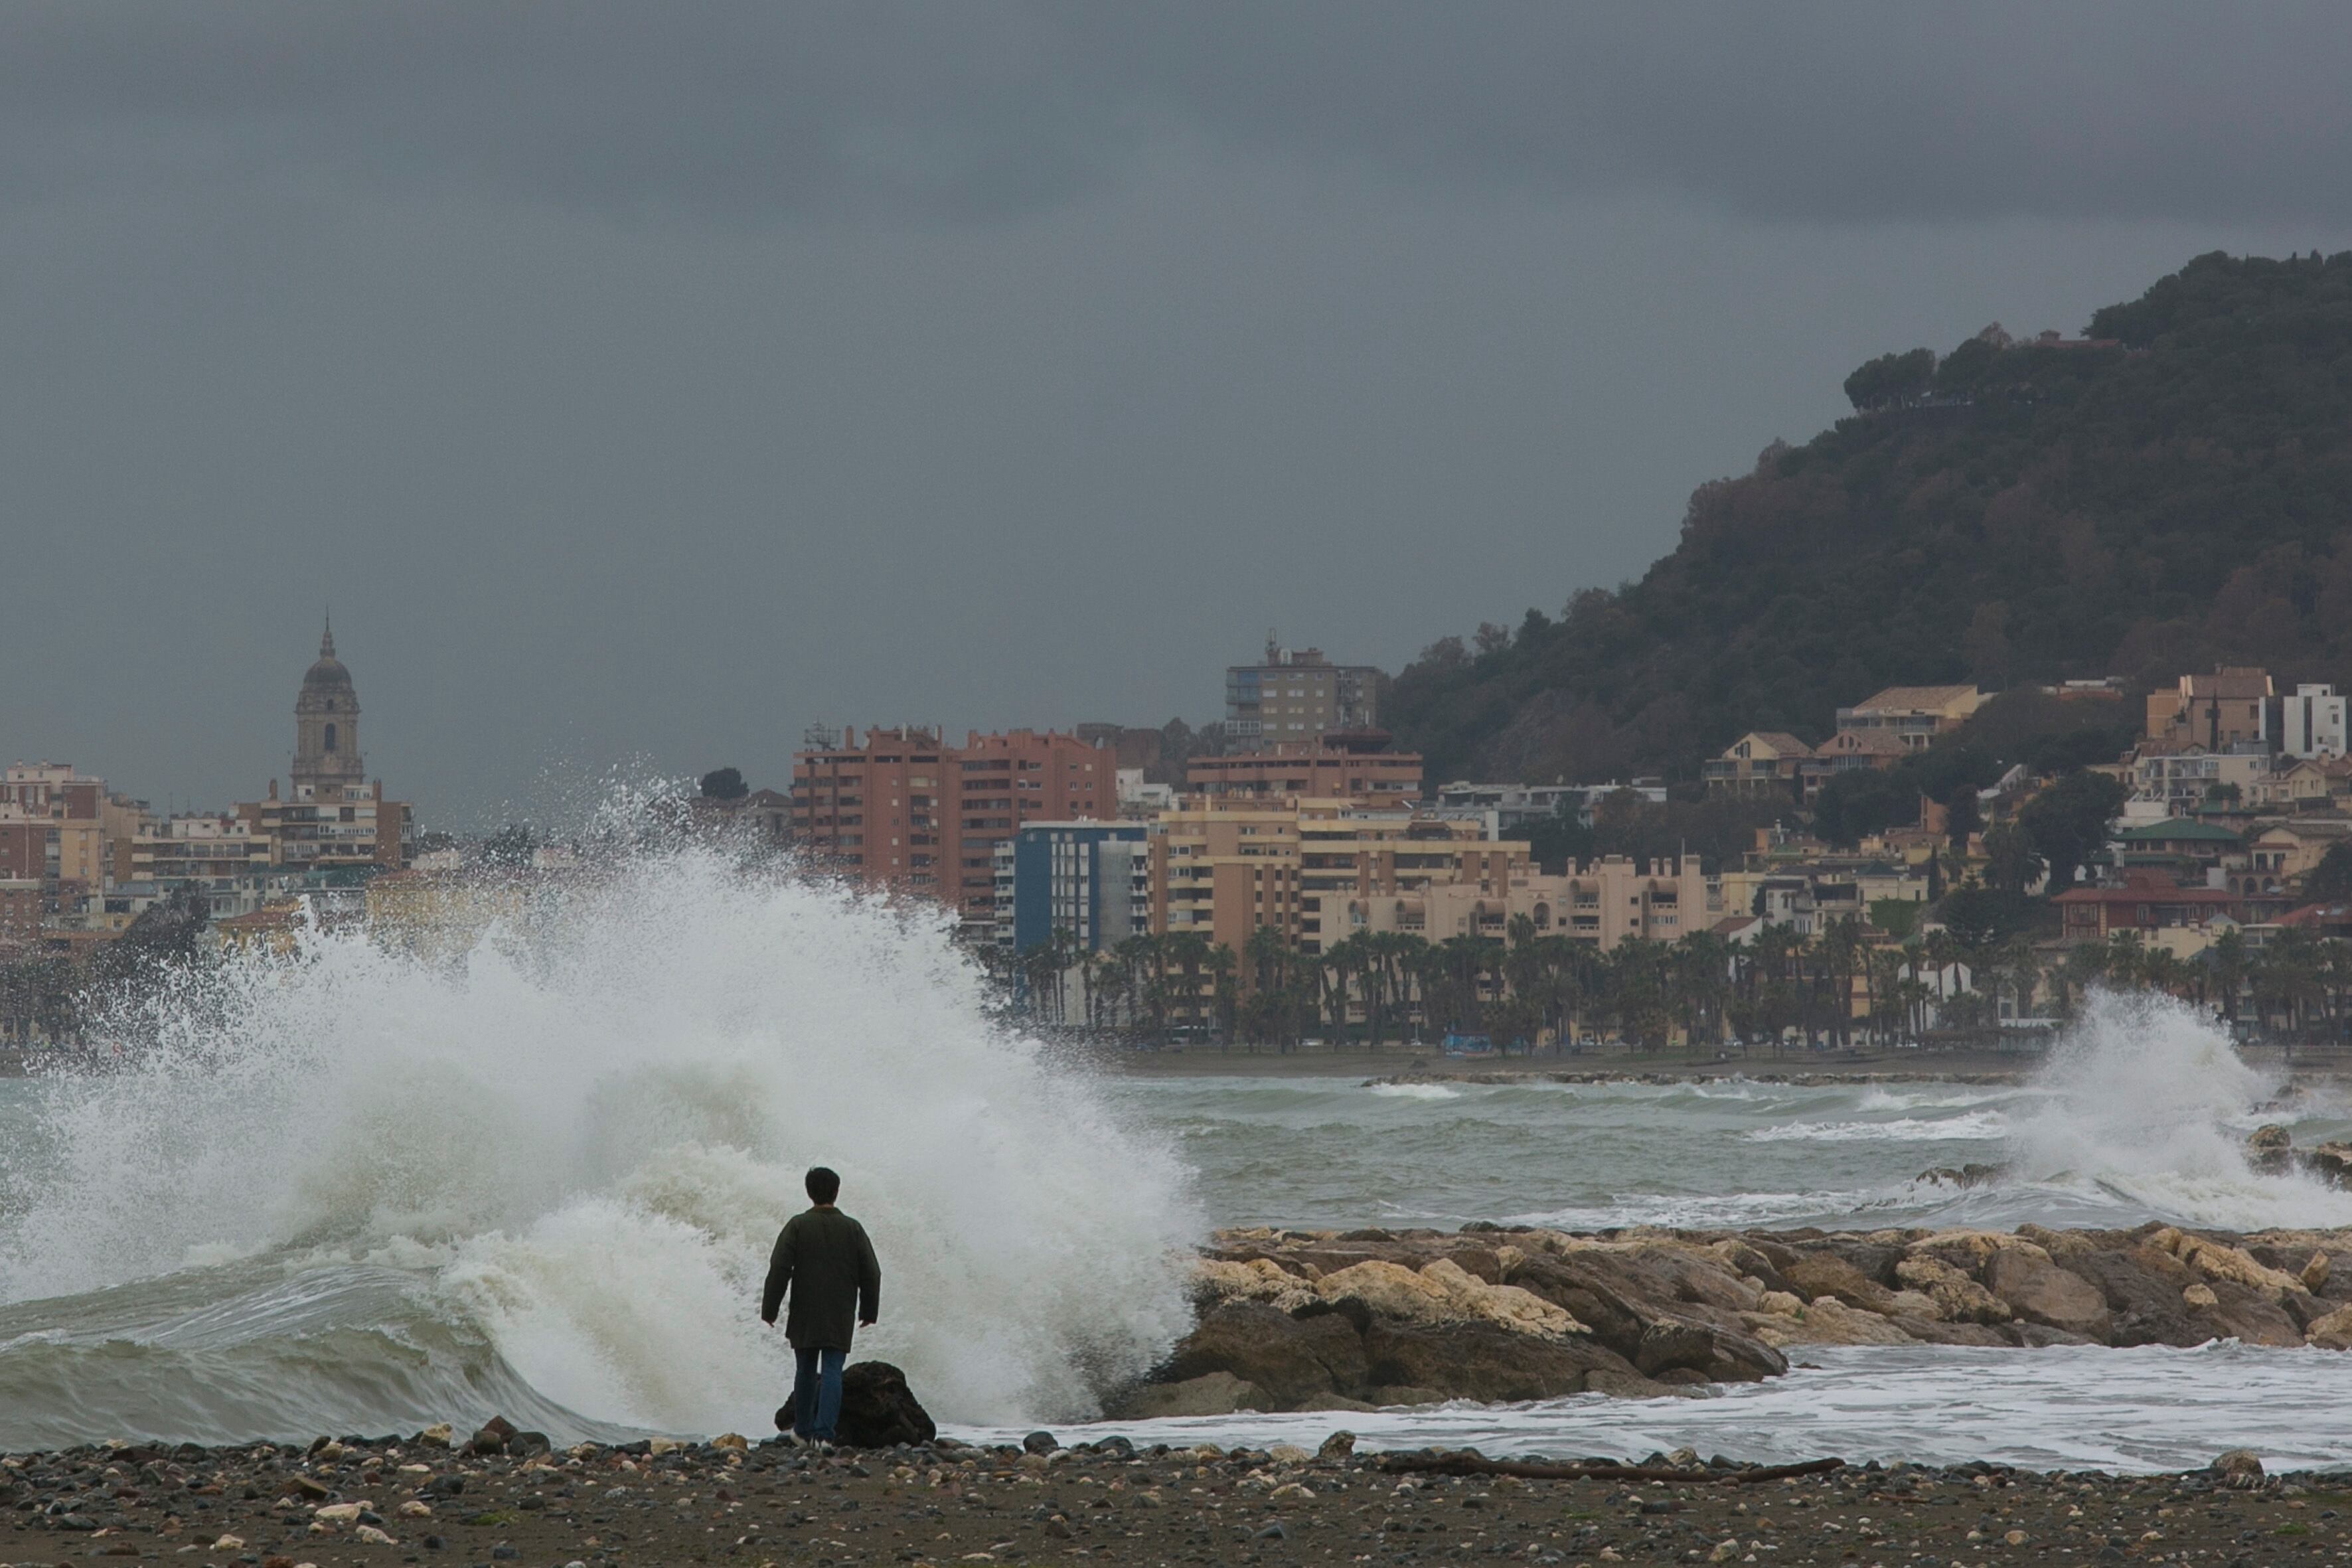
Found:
[761,1166,882,1445]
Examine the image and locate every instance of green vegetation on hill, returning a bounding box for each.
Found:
[1387,252,2352,786]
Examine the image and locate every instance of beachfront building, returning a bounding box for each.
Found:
[789,724,1112,932]
[1431,779,1668,832]
[990,821,1151,955]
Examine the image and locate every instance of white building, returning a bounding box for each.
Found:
[2282,684,2348,759]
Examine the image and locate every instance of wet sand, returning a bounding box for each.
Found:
[1,1431,2329,1567]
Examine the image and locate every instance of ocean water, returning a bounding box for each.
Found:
[3,856,2351,1468]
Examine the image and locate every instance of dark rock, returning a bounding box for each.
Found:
[2191,1280,2303,1347]
[1633,1320,1715,1376]
[1362,1320,1634,1402]
[1161,1300,1368,1409]
[2248,1125,2294,1175]
[837,1362,938,1449]
[2063,1248,2201,1348]
[1292,1295,1373,1335]
[2302,1143,2352,1189]
[1022,1431,1058,1455]
[507,1430,551,1458]
[469,1415,518,1456]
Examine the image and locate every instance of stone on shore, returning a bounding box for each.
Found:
[836,1360,937,1448]
[1986,1247,2114,1339]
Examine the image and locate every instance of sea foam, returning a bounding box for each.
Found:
[0,838,1202,1438]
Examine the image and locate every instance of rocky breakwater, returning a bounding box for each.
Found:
[1111,1219,2352,1416]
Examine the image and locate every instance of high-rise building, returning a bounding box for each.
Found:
[990,821,1151,955]
[1224,640,1382,747]
[789,726,1113,931]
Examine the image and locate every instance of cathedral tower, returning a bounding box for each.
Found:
[292,618,364,798]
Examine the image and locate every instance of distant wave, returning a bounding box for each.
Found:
[1746,1111,2009,1144]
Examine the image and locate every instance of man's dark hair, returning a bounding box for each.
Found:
[805,1166,841,1205]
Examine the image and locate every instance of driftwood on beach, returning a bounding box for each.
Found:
[1107,1217,2352,1417]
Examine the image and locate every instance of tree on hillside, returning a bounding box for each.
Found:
[2017,771,2128,892]
[700,767,749,800]
[1842,347,1937,412]
[1381,253,2352,790]
[1981,818,2045,896]
[1814,768,1916,848]
[2307,843,2352,903]
[1942,783,1983,853]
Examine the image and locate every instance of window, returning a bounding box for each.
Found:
[323,723,338,753]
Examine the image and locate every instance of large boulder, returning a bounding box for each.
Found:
[1632,1319,1787,1382]
[2061,1247,2201,1348]
[2306,1303,2352,1350]
[1159,1301,1368,1409]
[1361,1320,1634,1402]
[807,1362,935,1449]
[1312,1259,1586,1338]
[1743,1296,1911,1348]
[1781,1253,1901,1314]
[1895,1254,2015,1324]
[2187,1279,2304,1347]
[1984,1250,2113,1341]
[2146,1227,2310,1302]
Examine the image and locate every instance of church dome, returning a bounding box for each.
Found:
[302,623,355,692]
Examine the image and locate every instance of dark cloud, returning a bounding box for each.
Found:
[3,3,2349,227]
[1,5,2345,824]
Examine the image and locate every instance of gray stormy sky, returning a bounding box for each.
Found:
[4,4,2351,828]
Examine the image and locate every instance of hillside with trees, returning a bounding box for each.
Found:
[1386,252,2352,786]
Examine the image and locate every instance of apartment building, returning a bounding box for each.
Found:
[789,726,1112,929]
[990,821,1150,955]
[2130,743,2274,809]
[1185,742,1422,803]
[2283,684,2349,759]
[1150,796,1305,950]
[2146,666,2274,751]
[131,816,272,885]
[238,780,411,874]
[1224,641,1381,747]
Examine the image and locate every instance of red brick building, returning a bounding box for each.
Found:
[790,727,1113,930]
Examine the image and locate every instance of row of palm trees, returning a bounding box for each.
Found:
[987,917,2352,1050]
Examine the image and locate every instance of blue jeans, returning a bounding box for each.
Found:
[792,1346,846,1440]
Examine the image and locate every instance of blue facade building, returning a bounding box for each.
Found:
[992,821,1150,954]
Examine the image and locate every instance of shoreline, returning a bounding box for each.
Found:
[1077,1041,2050,1081]
[0,1429,2327,1567]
